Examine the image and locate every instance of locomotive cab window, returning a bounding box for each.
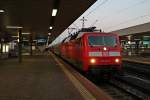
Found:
[88,36,117,47]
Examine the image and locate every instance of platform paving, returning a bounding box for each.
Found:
[0,55,84,100]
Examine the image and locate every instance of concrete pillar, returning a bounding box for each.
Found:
[0,39,4,56]
[18,29,22,63]
[30,33,33,56]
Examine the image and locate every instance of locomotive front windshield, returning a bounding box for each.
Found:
[88,36,117,46]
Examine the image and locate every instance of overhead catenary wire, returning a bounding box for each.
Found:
[95,0,149,26]
[85,0,109,17]
[115,0,148,14]
[50,0,109,45]
[90,19,98,27]
[72,0,109,30]
[52,0,149,45]
[105,12,150,31]
[82,0,148,30]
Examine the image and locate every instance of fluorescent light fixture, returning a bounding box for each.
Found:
[52,9,57,16]
[49,26,53,29]
[143,36,150,37]
[0,10,4,13]
[6,26,23,29]
[22,33,31,35]
[12,36,19,38]
[13,40,20,42]
[3,45,9,53]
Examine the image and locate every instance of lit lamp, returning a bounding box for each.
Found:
[52,9,57,16]
[0,9,5,13]
[48,33,51,36]
[49,26,53,30]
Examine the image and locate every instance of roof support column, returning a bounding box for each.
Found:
[30,33,33,56]
[18,29,22,63]
[0,39,3,56]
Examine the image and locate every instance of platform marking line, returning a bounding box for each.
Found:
[51,53,96,100]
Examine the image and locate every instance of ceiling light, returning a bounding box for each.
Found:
[49,26,53,29]
[12,36,19,38]
[52,9,57,16]
[48,33,51,35]
[0,10,4,13]
[143,36,150,37]
[22,33,31,35]
[6,26,23,29]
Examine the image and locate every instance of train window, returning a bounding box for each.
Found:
[88,36,117,46]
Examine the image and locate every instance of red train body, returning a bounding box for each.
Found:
[53,31,122,74]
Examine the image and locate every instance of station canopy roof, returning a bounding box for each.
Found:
[0,0,97,41]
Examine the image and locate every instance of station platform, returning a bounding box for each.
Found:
[123,56,150,65]
[0,53,112,100]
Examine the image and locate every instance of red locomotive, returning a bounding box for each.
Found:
[53,27,122,75]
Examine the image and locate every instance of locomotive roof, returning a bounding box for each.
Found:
[61,27,118,43]
[69,27,97,40]
[76,32,117,39]
[61,35,72,43]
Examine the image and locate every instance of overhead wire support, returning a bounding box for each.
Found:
[80,17,87,28]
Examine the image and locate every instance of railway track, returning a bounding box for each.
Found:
[110,76,150,100]
[83,69,150,100]
[86,75,141,100]
[83,62,150,100]
[98,81,139,100]
[123,61,150,80]
[120,61,150,100]
[55,53,149,100]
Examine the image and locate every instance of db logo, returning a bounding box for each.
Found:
[102,52,108,56]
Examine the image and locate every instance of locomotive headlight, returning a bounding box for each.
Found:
[90,58,96,64]
[103,47,107,51]
[115,58,119,63]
